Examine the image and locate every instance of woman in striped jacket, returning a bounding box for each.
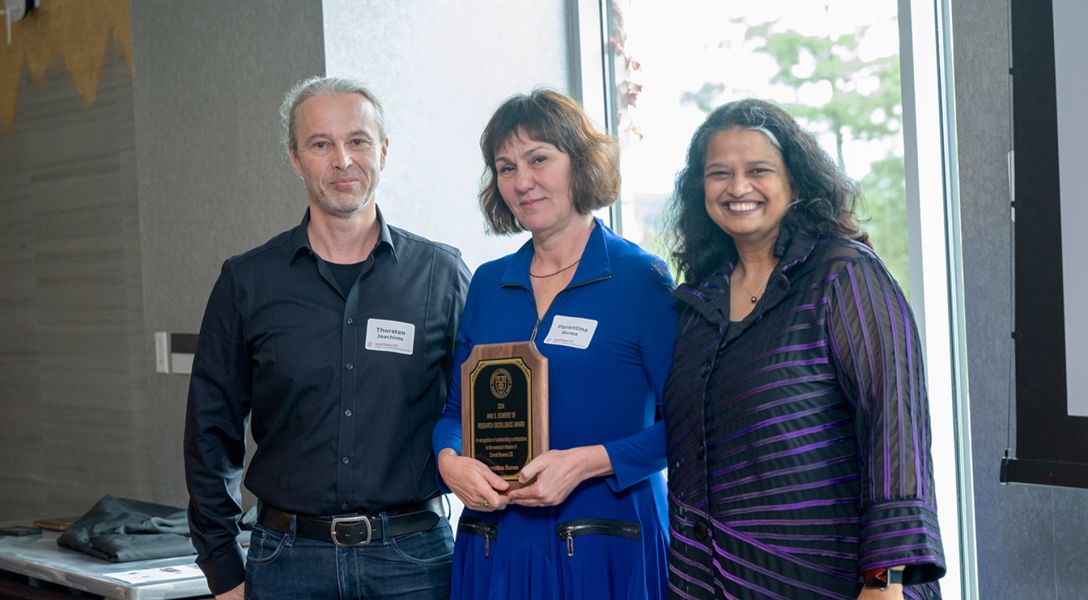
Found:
[661,99,945,600]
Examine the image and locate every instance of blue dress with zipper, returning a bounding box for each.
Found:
[432,219,679,599]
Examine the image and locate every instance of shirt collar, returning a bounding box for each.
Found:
[673,228,820,324]
[288,206,397,265]
[499,217,614,289]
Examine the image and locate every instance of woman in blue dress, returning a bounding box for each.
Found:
[431,90,678,599]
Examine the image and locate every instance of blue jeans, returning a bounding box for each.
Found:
[244,515,453,599]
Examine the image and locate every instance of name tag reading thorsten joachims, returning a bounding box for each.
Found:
[365,319,416,355]
[461,341,549,489]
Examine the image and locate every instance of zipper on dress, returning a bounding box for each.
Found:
[457,517,498,559]
[527,275,612,343]
[530,316,544,343]
[555,518,641,557]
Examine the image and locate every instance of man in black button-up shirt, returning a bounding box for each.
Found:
[184,77,470,599]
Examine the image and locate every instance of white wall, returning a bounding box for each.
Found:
[321,0,573,269]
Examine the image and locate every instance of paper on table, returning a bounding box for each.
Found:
[103,564,204,584]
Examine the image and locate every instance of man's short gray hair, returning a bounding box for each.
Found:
[280,76,387,157]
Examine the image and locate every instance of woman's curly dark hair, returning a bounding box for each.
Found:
[665,98,866,284]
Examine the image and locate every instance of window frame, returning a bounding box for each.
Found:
[899,0,977,597]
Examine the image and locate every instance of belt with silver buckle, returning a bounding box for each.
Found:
[257,497,442,546]
[329,514,374,546]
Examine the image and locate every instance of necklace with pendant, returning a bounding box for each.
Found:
[742,283,765,304]
[530,258,580,278]
[736,271,768,304]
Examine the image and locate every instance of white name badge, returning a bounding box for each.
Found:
[365,319,416,355]
[543,315,598,350]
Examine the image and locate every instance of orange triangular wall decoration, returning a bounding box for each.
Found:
[0,0,131,135]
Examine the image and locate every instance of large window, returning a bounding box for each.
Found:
[604,0,909,290]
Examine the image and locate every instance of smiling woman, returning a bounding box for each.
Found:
[701,128,794,251]
[669,99,866,288]
[661,98,945,599]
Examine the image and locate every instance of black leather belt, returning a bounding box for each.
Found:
[257,497,443,547]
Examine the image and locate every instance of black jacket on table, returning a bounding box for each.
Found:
[183,208,470,595]
[58,496,194,562]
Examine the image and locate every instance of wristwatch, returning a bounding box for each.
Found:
[862,567,904,589]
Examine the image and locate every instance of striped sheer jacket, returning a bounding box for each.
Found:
[663,231,945,600]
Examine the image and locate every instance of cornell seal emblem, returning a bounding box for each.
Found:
[489,368,513,399]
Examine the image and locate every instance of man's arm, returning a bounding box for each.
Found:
[431,252,472,494]
[184,262,252,595]
[442,253,472,388]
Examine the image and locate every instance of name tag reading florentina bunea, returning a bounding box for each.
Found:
[542,315,598,350]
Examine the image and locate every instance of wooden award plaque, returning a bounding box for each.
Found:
[461,341,549,487]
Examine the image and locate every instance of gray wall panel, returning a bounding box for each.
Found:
[0,44,143,519]
[0,1,327,520]
[131,1,326,507]
[952,0,1088,597]
[1053,486,1088,596]
[0,74,41,518]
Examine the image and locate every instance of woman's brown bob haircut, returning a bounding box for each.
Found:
[479,90,620,234]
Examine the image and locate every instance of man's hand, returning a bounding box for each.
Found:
[506,445,612,507]
[437,448,510,511]
[216,582,244,600]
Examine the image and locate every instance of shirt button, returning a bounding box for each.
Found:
[696,444,705,460]
[344,409,353,417]
[341,503,349,510]
[699,362,711,377]
[342,456,350,464]
[346,317,354,325]
[694,521,709,541]
[345,363,354,370]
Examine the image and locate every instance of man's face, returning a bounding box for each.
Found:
[289,93,388,219]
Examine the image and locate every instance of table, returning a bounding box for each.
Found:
[0,530,210,599]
